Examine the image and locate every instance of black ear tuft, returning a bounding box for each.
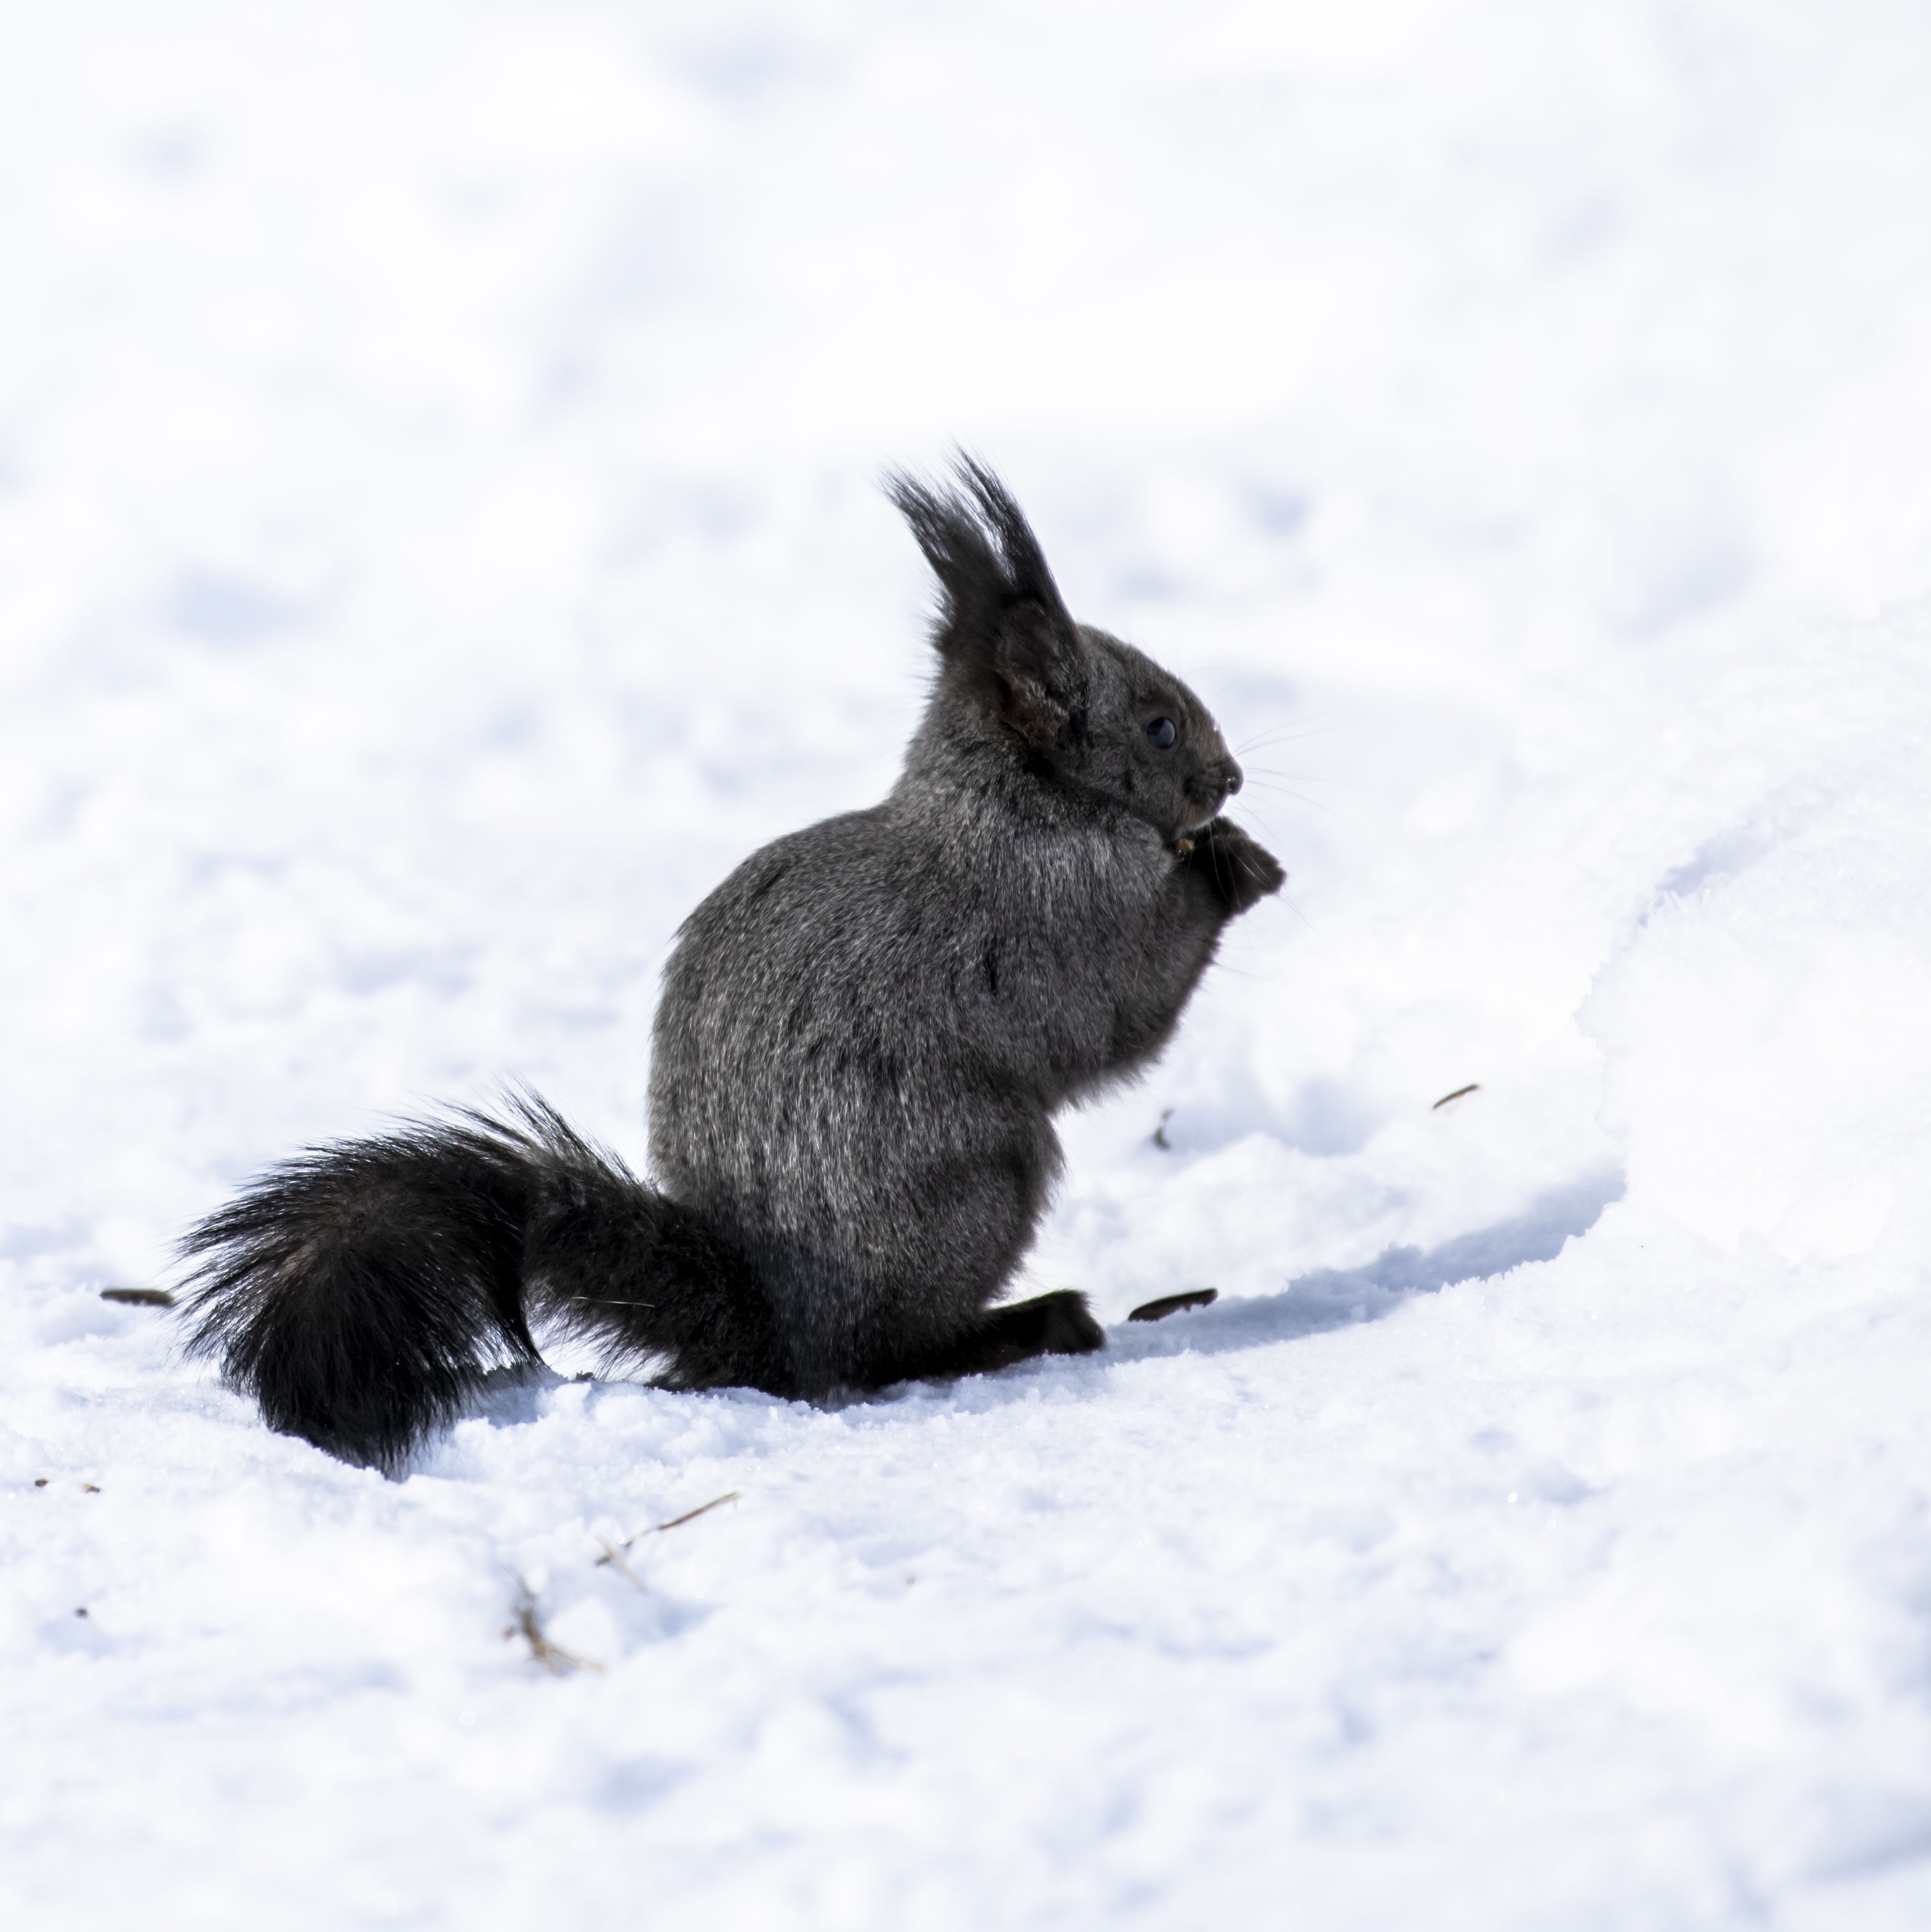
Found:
[885,455,1082,748]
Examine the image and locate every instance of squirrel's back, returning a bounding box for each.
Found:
[648,791,1070,1391]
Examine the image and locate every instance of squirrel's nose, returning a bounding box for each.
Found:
[1222,763,1243,796]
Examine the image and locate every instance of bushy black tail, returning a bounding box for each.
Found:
[179,1093,782,1469]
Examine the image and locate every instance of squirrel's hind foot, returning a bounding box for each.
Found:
[904,1288,1105,1383]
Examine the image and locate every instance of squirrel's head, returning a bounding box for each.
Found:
[887,458,1244,839]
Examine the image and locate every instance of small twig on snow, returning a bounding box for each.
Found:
[596,1490,742,1568]
[1127,1287,1218,1323]
[505,1576,601,1676]
[594,1537,649,1595]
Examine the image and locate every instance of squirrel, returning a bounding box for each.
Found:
[179,459,1285,1467]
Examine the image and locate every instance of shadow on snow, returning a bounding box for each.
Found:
[1104,1164,1627,1366]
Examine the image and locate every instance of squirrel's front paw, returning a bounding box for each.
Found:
[1186,818,1286,914]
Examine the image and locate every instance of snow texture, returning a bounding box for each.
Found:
[6,2,1931,1925]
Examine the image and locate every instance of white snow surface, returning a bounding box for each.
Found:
[7,3,1931,1925]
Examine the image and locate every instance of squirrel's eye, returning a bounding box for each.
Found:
[1145,718,1177,749]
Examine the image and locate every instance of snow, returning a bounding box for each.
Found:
[6,1,1931,1924]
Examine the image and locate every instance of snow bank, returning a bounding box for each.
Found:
[1587,614,1931,1265]
[7,3,1931,1927]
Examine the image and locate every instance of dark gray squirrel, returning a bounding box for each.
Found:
[180,459,1284,1467]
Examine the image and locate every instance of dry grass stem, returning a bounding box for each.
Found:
[597,1490,742,1567]
[594,1537,649,1595]
[506,1578,601,1676]
[654,1491,742,1533]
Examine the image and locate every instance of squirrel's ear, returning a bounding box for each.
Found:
[886,456,1083,753]
[987,600,1080,753]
